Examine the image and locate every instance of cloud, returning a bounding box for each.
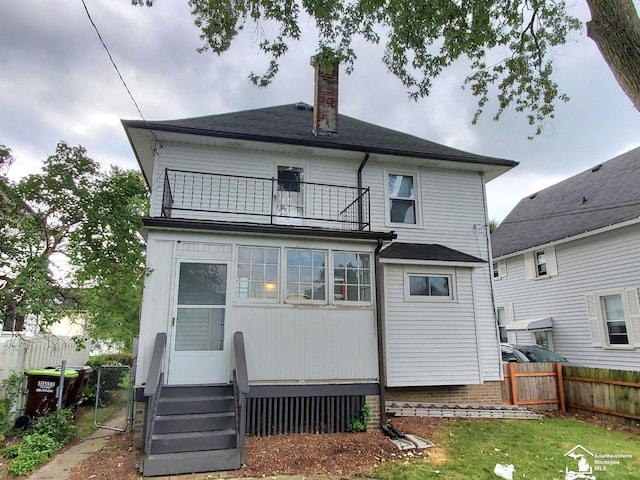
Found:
[0,0,639,220]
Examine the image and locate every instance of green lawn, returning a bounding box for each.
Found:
[370,418,640,479]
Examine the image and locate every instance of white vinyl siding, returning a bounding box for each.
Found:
[135,230,379,385]
[493,223,640,370]
[385,264,482,386]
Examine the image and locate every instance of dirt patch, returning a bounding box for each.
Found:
[66,417,447,479]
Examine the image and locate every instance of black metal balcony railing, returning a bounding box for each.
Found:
[161,169,371,231]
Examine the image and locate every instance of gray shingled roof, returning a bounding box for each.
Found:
[380,243,485,263]
[122,103,516,167]
[492,146,640,258]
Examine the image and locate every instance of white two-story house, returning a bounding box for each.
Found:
[123,63,517,476]
[491,146,640,370]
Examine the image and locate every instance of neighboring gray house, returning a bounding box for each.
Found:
[491,146,640,370]
[123,64,517,476]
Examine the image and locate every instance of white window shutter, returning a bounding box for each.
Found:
[585,293,602,347]
[498,260,507,278]
[505,303,516,343]
[625,288,640,347]
[524,254,535,280]
[547,246,558,277]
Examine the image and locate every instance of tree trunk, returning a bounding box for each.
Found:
[586,0,640,112]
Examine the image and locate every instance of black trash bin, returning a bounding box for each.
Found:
[24,369,79,418]
[64,366,93,409]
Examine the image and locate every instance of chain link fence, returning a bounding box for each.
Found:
[91,365,133,432]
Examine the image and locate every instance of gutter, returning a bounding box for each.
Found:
[374,238,388,426]
[357,152,370,230]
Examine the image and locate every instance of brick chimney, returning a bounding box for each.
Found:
[313,61,339,136]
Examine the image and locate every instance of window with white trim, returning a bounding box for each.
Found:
[286,249,326,302]
[586,288,640,348]
[493,259,507,280]
[525,246,557,279]
[388,173,417,224]
[236,246,279,300]
[333,252,371,302]
[405,271,454,301]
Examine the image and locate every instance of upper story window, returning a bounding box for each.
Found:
[286,249,326,302]
[535,250,547,277]
[333,252,371,302]
[405,271,454,301]
[388,173,417,224]
[236,247,280,300]
[493,259,507,280]
[586,288,640,348]
[525,246,557,280]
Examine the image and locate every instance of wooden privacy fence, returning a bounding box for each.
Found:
[502,363,640,424]
[563,365,640,422]
[502,362,565,410]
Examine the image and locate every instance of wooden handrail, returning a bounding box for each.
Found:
[144,333,167,397]
[234,332,249,394]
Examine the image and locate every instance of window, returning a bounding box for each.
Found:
[286,249,326,301]
[525,246,557,279]
[602,295,628,345]
[236,247,279,300]
[586,289,640,348]
[405,272,453,301]
[535,250,547,277]
[493,259,507,280]
[333,252,371,302]
[388,173,417,224]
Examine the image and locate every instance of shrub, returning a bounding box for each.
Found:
[31,409,76,444]
[347,403,371,432]
[2,432,62,477]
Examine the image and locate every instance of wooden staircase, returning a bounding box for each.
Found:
[142,384,242,477]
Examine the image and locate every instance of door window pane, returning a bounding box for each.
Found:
[175,308,224,351]
[178,263,227,305]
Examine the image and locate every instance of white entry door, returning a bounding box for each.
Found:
[168,261,228,385]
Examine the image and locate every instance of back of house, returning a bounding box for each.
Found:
[123,63,516,476]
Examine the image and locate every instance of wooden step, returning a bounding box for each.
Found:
[153,411,236,434]
[160,384,233,398]
[149,429,236,455]
[143,448,241,477]
[156,395,234,415]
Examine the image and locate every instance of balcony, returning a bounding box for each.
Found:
[161,169,371,231]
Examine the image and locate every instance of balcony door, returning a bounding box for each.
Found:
[168,261,228,384]
[274,166,304,224]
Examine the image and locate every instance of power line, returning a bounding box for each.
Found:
[80,0,156,141]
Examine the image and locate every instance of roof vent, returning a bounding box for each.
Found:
[591,164,602,172]
[582,196,587,204]
[295,102,312,111]
[529,193,538,199]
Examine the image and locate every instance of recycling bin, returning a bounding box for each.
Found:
[24,369,78,417]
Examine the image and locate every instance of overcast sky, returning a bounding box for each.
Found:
[1,1,639,222]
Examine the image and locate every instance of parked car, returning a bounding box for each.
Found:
[501,343,568,363]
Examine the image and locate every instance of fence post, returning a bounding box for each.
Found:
[508,362,518,405]
[555,362,566,412]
